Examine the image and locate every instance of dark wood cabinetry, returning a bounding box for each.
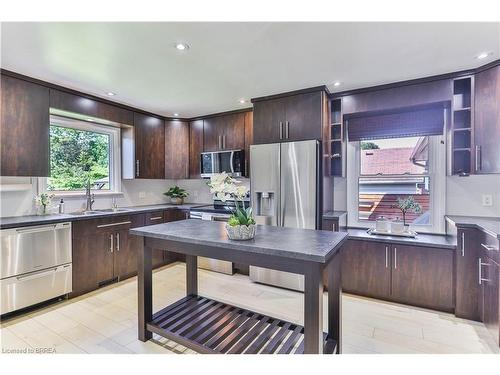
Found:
[203,112,245,152]
[71,214,144,296]
[474,65,500,174]
[455,228,481,320]
[341,239,454,311]
[480,255,499,346]
[391,244,454,311]
[244,111,253,177]
[1,75,50,176]
[189,119,204,178]
[252,90,325,144]
[49,89,133,125]
[134,112,165,179]
[144,211,169,268]
[165,120,189,179]
[342,240,391,299]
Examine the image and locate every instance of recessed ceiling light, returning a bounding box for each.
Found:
[239,99,246,104]
[175,43,189,51]
[173,113,179,117]
[476,51,492,60]
[333,81,341,87]
[106,92,116,96]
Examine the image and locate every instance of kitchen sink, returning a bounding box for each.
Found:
[68,208,132,216]
[68,211,102,216]
[96,208,132,212]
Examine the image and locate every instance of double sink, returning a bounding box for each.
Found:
[68,208,132,216]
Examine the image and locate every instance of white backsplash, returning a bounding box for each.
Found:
[0,176,251,218]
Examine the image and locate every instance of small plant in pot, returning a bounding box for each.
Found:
[207,172,255,240]
[164,186,189,205]
[394,196,422,230]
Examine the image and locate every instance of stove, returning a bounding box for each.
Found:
[190,200,250,215]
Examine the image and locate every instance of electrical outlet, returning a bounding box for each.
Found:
[193,191,198,198]
[139,191,146,199]
[482,194,493,207]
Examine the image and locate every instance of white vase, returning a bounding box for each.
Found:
[170,197,184,205]
[225,224,256,240]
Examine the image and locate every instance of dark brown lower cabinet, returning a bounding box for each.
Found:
[455,228,481,320]
[144,211,168,268]
[480,252,500,346]
[341,239,454,312]
[391,244,454,311]
[71,214,145,297]
[163,209,189,263]
[342,240,391,299]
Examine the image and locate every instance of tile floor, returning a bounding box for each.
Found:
[1,262,499,354]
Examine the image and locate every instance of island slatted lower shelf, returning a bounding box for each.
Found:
[147,294,337,354]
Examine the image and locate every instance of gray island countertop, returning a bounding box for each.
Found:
[130,219,348,263]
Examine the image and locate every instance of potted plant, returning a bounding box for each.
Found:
[207,172,256,240]
[394,196,422,229]
[34,193,55,215]
[164,186,189,205]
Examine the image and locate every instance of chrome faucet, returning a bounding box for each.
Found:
[85,178,95,211]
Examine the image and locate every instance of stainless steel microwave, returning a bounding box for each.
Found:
[200,150,245,178]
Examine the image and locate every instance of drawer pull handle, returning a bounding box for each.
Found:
[97,221,132,228]
[149,216,163,221]
[16,267,58,281]
[478,257,491,285]
[481,243,498,252]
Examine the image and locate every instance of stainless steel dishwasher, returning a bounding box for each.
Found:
[1,222,72,315]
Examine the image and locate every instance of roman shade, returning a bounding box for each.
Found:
[347,103,446,141]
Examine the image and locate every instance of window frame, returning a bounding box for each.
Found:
[38,116,122,197]
[347,135,446,234]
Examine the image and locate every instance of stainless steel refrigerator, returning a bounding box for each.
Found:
[249,140,320,291]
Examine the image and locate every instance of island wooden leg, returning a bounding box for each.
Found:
[138,240,152,342]
[327,251,342,353]
[303,263,324,354]
[186,255,198,296]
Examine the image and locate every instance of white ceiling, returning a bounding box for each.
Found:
[1,22,499,118]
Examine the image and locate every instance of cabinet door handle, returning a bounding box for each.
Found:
[385,246,389,268]
[475,145,482,172]
[136,160,140,177]
[479,257,490,285]
[279,122,283,140]
[116,233,120,252]
[461,232,465,257]
[285,121,289,139]
[393,247,397,269]
[109,234,114,253]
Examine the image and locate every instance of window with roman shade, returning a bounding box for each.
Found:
[346,103,448,141]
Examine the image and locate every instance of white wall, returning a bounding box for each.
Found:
[446,174,500,217]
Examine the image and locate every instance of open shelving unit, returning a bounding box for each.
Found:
[147,294,337,354]
[325,98,345,177]
[451,76,474,175]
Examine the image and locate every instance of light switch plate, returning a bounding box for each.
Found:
[482,194,493,206]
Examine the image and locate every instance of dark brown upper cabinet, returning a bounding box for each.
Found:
[165,120,189,179]
[1,75,50,177]
[244,111,253,177]
[252,90,325,144]
[134,112,165,179]
[50,89,133,125]
[189,119,204,178]
[474,65,500,174]
[203,112,245,152]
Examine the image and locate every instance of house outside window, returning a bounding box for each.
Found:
[358,136,431,224]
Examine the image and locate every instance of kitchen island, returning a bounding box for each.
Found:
[130,219,347,354]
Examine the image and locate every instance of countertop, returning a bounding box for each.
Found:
[0,203,207,229]
[322,211,347,220]
[346,228,457,249]
[130,219,348,263]
[446,215,500,240]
